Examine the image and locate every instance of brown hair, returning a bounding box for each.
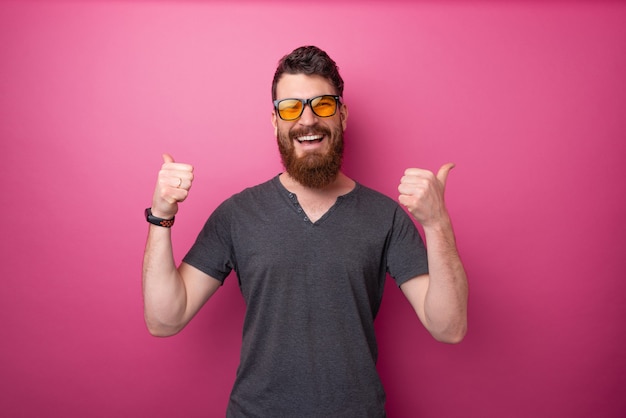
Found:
[272,45,344,101]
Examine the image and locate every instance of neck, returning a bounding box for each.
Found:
[279,171,356,223]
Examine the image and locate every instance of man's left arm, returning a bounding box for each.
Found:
[397,163,468,343]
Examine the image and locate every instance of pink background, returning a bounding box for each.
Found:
[1,1,625,417]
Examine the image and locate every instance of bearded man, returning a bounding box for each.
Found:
[142,45,468,417]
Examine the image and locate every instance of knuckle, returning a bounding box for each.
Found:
[159,187,170,198]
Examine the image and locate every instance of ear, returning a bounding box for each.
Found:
[271,110,278,138]
[340,103,348,131]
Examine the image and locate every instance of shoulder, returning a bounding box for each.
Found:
[215,176,284,219]
[224,176,280,204]
[336,183,412,229]
[351,182,401,209]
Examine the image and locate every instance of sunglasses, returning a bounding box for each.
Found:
[273,95,342,121]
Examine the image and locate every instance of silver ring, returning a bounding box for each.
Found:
[177,178,182,188]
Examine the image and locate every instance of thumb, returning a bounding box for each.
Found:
[162,153,175,164]
[437,163,456,186]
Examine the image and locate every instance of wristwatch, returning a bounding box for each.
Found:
[145,208,175,228]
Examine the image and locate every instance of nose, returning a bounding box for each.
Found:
[297,103,318,126]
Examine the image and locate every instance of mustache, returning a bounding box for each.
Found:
[289,125,332,140]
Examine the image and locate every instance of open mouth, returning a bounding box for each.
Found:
[295,134,324,144]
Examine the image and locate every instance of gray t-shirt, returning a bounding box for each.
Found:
[183,176,428,417]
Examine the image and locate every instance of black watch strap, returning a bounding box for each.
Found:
[145,208,175,228]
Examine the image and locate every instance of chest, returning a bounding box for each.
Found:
[296,195,338,223]
[229,202,393,290]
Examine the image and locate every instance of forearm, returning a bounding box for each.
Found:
[422,216,468,343]
[142,225,187,336]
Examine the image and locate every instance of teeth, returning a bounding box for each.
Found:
[297,135,323,142]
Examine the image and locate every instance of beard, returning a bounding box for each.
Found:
[277,124,344,189]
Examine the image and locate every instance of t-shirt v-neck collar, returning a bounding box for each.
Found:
[272,175,359,225]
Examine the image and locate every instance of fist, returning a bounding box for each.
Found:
[151,153,194,219]
[398,163,454,227]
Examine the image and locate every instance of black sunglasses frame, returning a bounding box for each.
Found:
[273,95,342,121]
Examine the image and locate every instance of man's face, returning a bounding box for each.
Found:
[272,73,348,189]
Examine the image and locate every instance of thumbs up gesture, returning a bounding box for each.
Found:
[398,163,455,227]
[151,153,194,219]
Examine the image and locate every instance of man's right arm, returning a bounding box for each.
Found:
[142,154,221,337]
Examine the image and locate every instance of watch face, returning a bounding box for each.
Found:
[145,208,174,227]
[145,208,156,223]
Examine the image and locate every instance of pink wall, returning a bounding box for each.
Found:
[1,1,625,417]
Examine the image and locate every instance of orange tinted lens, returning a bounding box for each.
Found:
[278,99,303,120]
[311,96,337,117]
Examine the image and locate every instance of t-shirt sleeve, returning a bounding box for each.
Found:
[182,200,236,283]
[386,206,429,286]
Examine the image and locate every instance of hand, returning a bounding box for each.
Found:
[151,153,194,219]
[398,163,455,227]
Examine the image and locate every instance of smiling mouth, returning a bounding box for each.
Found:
[296,134,324,144]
